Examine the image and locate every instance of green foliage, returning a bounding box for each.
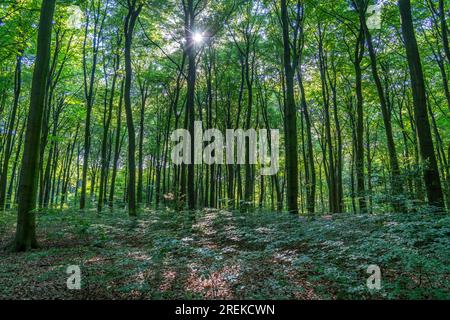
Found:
[0,208,448,299]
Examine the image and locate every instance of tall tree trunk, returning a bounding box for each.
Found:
[243,54,254,209]
[399,0,445,209]
[98,51,120,212]
[15,0,56,251]
[356,1,405,212]
[328,59,343,213]
[184,0,197,211]
[354,26,367,213]
[123,1,142,216]
[109,80,124,207]
[297,70,316,214]
[317,25,338,213]
[80,1,105,209]
[280,0,299,214]
[137,86,147,205]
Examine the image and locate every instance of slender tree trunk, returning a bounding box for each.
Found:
[297,71,315,214]
[328,61,343,213]
[185,0,197,211]
[98,52,120,212]
[0,53,22,210]
[123,1,142,216]
[61,126,79,208]
[280,0,299,214]
[137,88,146,205]
[357,2,405,212]
[81,1,105,209]
[354,26,367,213]
[317,26,338,213]
[7,120,25,209]
[109,80,124,207]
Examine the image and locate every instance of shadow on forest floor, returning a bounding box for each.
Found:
[0,207,448,299]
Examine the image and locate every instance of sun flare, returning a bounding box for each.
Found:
[193,32,204,44]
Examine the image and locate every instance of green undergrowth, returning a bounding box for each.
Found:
[0,207,448,299]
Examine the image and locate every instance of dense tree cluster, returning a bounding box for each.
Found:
[0,0,448,250]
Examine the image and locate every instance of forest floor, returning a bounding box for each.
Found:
[0,207,449,299]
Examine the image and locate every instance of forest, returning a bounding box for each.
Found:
[0,0,449,300]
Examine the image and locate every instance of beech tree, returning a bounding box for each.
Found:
[398,0,444,209]
[14,0,56,251]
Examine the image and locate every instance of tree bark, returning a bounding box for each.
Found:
[280,0,299,214]
[184,0,197,211]
[399,0,445,209]
[123,1,143,216]
[109,80,124,207]
[98,49,120,212]
[354,26,367,213]
[356,1,405,212]
[15,0,56,251]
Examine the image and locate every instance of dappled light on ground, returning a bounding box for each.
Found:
[0,208,448,299]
